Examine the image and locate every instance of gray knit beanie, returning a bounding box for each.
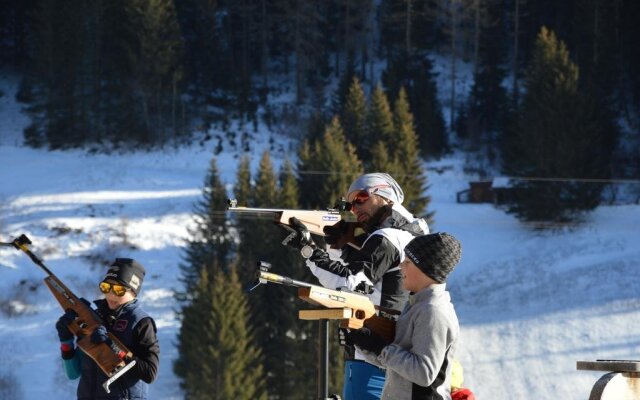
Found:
[347,173,404,204]
[404,233,462,283]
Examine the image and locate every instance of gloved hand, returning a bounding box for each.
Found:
[308,247,330,263]
[55,309,78,342]
[348,328,389,356]
[282,217,316,258]
[337,328,353,347]
[323,220,360,249]
[90,325,111,345]
[354,281,374,295]
[323,220,349,246]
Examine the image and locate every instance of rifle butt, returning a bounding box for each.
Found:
[360,315,396,343]
[77,336,127,375]
[45,277,135,378]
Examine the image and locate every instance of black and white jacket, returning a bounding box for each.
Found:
[307,202,429,318]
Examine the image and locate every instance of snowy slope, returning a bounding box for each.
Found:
[427,159,640,398]
[1,74,640,399]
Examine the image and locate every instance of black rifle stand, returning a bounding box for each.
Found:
[317,319,341,400]
[317,319,329,399]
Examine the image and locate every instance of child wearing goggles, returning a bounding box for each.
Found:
[54,258,159,399]
[99,280,129,297]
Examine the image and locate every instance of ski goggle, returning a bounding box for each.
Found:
[348,190,370,207]
[99,281,129,297]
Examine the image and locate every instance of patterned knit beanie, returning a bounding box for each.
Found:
[103,258,146,295]
[347,173,404,204]
[404,233,462,283]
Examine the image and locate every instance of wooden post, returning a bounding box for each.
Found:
[577,360,640,400]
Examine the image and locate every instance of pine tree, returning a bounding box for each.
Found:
[369,87,432,218]
[211,266,266,399]
[331,61,357,117]
[216,0,263,118]
[296,141,319,208]
[237,151,280,278]
[333,0,373,78]
[463,0,509,165]
[253,151,278,206]
[231,151,313,398]
[379,0,438,55]
[238,151,285,278]
[21,0,186,149]
[366,85,395,169]
[232,154,255,286]
[299,116,364,209]
[97,0,148,147]
[0,0,31,68]
[280,154,348,397]
[341,77,368,162]
[281,0,330,104]
[319,117,364,206]
[370,141,399,174]
[234,156,252,206]
[297,120,361,398]
[622,0,640,117]
[173,0,231,118]
[174,154,265,399]
[278,159,299,207]
[173,266,209,396]
[382,52,448,158]
[433,0,473,133]
[276,159,324,398]
[176,157,231,304]
[23,0,88,149]
[391,88,431,217]
[175,265,267,400]
[503,27,616,223]
[129,0,185,144]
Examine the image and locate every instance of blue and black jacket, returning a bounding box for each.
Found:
[60,298,159,400]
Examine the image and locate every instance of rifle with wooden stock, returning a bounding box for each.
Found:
[226,199,365,252]
[250,262,396,342]
[1,234,136,393]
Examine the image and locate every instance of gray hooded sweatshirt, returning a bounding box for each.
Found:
[362,284,459,400]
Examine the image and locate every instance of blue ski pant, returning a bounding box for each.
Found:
[342,360,385,400]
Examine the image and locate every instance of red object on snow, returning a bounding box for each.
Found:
[452,388,476,400]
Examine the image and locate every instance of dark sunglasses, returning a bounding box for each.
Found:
[99,281,129,297]
[349,191,370,207]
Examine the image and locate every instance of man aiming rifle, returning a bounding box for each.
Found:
[285,173,430,400]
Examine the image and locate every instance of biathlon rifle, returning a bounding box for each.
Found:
[0,234,136,393]
[250,262,396,342]
[226,199,364,252]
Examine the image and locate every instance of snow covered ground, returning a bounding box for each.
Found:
[1,72,639,399]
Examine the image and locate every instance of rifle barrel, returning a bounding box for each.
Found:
[3,235,55,276]
[258,271,313,288]
[228,206,286,213]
